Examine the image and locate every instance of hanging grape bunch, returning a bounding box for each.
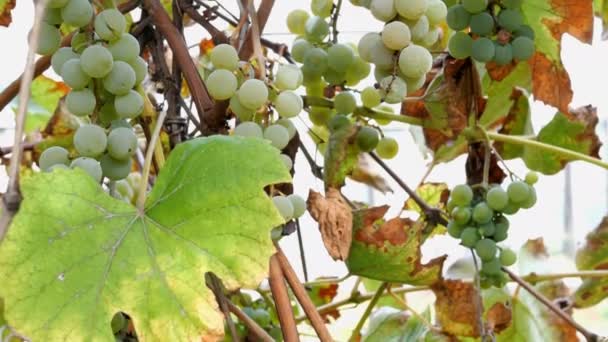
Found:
[37,3,147,188]
[446,0,535,65]
[447,171,539,288]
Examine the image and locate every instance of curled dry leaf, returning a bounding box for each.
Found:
[307,188,353,261]
[349,154,392,194]
[465,142,506,186]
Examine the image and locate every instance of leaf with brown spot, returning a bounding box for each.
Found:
[522,105,602,175]
[324,125,359,189]
[0,0,15,26]
[403,182,449,235]
[307,188,353,261]
[346,206,445,285]
[494,89,534,160]
[574,216,608,308]
[308,278,340,322]
[349,154,392,194]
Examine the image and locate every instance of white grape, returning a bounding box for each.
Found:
[66,88,96,117]
[370,0,397,22]
[398,44,432,78]
[280,154,293,170]
[234,122,263,139]
[379,76,407,104]
[94,9,126,41]
[369,39,396,69]
[405,15,430,42]
[70,157,102,182]
[425,0,448,25]
[275,65,303,90]
[264,124,290,150]
[358,32,382,62]
[51,48,79,75]
[206,69,238,100]
[420,27,440,47]
[237,79,268,110]
[286,9,309,35]
[276,118,297,139]
[381,21,412,50]
[210,44,239,71]
[405,74,426,93]
[39,146,69,171]
[287,194,307,218]
[395,0,428,20]
[272,196,294,221]
[74,124,107,157]
[274,91,303,118]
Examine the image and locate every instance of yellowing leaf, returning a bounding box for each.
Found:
[574,216,608,308]
[0,0,15,26]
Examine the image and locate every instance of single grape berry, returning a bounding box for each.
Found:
[452,206,472,225]
[500,248,517,266]
[498,9,523,32]
[511,36,535,61]
[234,122,263,139]
[507,180,530,203]
[486,186,508,211]
[334,92,357,114]
[494,43,513,65]
[525,171,539,185]
[448,32,473,59]
[479,222,495,237]
[470,12,494,36]
[501,200,520,215]
[462,0,488,14]
[447,221,464,238]
[272,196,294,221]
[446,4,471,31]
[375,137,399,159]
[39,146,70,171]
[451,184,473,206]
[328,115,351,132]
[520,187,537,209]
[264,125,290,150]
[475,238,497,261]
[288,194,307,218]
[481,258,502,276]
[471,37,495,63]
[461,227,480,248]
[514,25,535,40]
[356,126,380,152]
[473,202,494,224]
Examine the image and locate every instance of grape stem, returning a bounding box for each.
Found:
[0,0,49,242]
[348,282,389,342]
[330,0,343,44]
[486,131,608,170]
[502,267,600,342]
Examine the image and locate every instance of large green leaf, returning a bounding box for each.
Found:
[346,206,445,285]
[574,216,608,308]
[0,136,290,341]
[522,107,601,175]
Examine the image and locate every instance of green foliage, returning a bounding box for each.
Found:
[0,136,290,341]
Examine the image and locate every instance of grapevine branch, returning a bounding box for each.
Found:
[502,267,601,342]
[330,0,343,43]
[349,282,389,341]
[205,273,238,340]
[238,0,274,60]
[268,254,300,341]
[294,219,310,282]
[226,301,274,342]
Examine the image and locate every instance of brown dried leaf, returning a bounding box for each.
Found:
[0,0,15,26]
[349,154,392,194]
[307,188,353,261]
[465,142,506,185]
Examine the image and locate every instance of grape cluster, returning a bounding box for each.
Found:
[447,171,538,287]
[352,0,446,103]
[447,0,535,65]
[38,8,146,184]
[223,294,282,341]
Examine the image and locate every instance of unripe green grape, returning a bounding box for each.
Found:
[206,69,238,100]
[100,154,131,180]
[309,106,334,126]
[374,67,391,83]
[381,21,411,51]
[303,48,329,77]
[446,5,471,31]
[287,9,310,35]
[498,9,523,31]
[99,102,120,125]
[475,238,497,261]
[115,90,144,118]
[369,40,396,70]
[277,118,297,139]
[39,146,70,171]
[229,96,255,121]
[493,43,513,65]
[275,91,303,118]
[499,248,517,266]
[61,59,91,90]
[358,32,382,62]
[238,79,268,110]
[481,258,502,276]
[280,154,293,170]
[460,227,480,247]
[264,124,290,150]
[398,44,432,79]
[361,87,382,108]
[81,45,114,78]
[210,44,239,71]
[51,47,79,75]
[379,76,407,104]
[108,33,140,62]
[74,124,107,157]
[328,114,351,132]
[288,194,307,218]
[507,180,529,203]
[525,171,538,185]
[448,32,473,59]
[324,68,346,86]
[291,39,313,63]
[425,0,448,25]
[110,119,131,130]
[472,37,495,63]
[305,16,329,42]
[66,88,96,117]
[344,57,371,86]
[395,0,428,20]
[447,221,464,238]
[311,0,333,18]
[376,137,399,159]
[514,25,535,40]
[405,74,426,93]
[511,36,535,61]
[462,0,488,14]
[272,196,294,221]
[370,0,397,22]
[473,202,494,224]
[61,0,93,28]
[71,157,102,182]
[451,184,473,206]
[48,0,68,8]
[94,9,126,42]
[302,66,323,86]
[404,15,430,43]
[501,200,519,215]
[520,187,536,209]
[103,61,136,95]
[470,12,494,36]
[452,206,472,225]
[44,8,63,25]
[447,199,457,212]
[480,222,496,237]
[334,92,357,114]
[36,23,61,56]
[107,127,137,161]
[115,179,134,201]
[327,43,355,72]
[129,56,148,84]
[234,122,263,139]
[486,186,508,211]
[356,126,380,152]
[275,65,303,91]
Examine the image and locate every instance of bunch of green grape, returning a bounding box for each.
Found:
[352,0,446,103]
[38,8,147,185]
[37,0,94,55]
[447,171,539,287]
[223,294,283,341]
[447,0,535,65]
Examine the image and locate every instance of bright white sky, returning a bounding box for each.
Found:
[0,1,607,339]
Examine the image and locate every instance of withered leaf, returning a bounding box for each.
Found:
[307,188,353,261]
